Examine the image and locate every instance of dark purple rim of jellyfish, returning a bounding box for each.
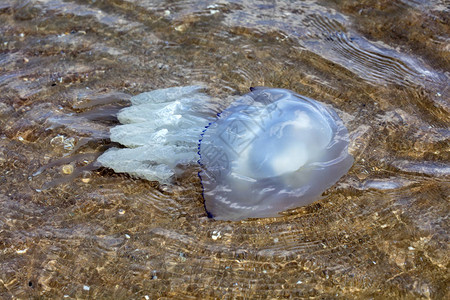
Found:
[197,118,218,218]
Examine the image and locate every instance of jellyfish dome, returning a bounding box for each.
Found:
[199,87,353,220]
[97,86,353,221]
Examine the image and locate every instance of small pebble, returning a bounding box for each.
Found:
[179,252,186,262]
[211,230,221,240]
[81,171,91,183]
[151,271,158,280]
[62,164,74,175]
[175,24,188,32]
[50,135,64,147]
[63,137,75,150]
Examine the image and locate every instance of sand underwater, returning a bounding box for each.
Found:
[0,0,449,298]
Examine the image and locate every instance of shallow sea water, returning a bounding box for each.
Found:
[0,0,449,298]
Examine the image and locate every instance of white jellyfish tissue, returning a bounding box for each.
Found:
[97,86,353,220]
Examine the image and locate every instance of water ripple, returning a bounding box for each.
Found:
[0,0,448,298]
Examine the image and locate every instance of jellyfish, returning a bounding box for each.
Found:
[97,86,353,220]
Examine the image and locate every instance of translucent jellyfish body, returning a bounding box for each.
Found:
[97,86,353,221]
[199,87,353,220]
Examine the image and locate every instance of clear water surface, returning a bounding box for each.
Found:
[0,0,448,298]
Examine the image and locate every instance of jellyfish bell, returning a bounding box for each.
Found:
[199,87,353,220]
[97,86,353,221]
